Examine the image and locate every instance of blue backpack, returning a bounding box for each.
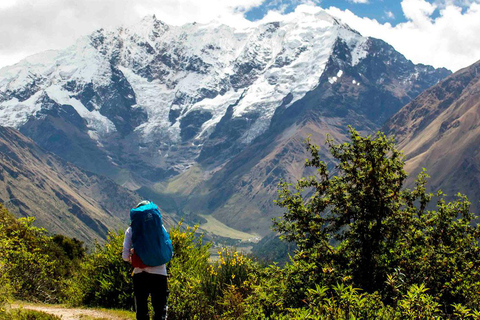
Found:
[130,202,173,266]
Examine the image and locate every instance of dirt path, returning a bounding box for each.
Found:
[12,304,122,320]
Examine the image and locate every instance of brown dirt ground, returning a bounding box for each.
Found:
[11,303,122,320]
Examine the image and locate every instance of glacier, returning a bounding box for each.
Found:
[0,9,368,153]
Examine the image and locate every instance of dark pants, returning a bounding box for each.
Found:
[133,272,168,320]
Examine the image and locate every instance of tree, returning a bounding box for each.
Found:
[273,126,480,308]
[274,127,410,292]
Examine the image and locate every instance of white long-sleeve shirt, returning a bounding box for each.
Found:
[122,226,167,276]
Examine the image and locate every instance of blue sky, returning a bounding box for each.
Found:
[0,0,479,71]
[247,0,479,71]
[245,0,413,24]
[242,0,461,25]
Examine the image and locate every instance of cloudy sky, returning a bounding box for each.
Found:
[0,0,479,72]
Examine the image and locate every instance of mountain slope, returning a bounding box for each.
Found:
[162,37,451,235]
[385,60,480,211]
[0,9,451,237]
[0,126,140,243]
[0,10,449,184]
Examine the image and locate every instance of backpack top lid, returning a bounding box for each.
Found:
[135,200,151,209]
[130,201,161,227]
[129,201,173,266]
[130,200,158,222]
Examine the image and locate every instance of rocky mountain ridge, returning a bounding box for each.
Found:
[385,59,480,213]
[0,126,141,243]
[0,8,451,237]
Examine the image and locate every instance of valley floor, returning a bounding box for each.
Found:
[198,214,260,242]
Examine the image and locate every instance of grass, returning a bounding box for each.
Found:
[89,308,135,320]
[198,214,260,242]
[3,309,61,320]
[8,302,135,320]
[164,165,204,195]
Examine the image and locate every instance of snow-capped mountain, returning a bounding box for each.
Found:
[0,8,450,236]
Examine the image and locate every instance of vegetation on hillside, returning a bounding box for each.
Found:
[0,204,84,319]
[1,127,480,319]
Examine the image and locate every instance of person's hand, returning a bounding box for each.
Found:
[129,248,135,264]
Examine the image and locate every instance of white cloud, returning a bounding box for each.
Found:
[0,0,262,69]
[401,0,436,25]
[0,0,17,10]
[385,10,395,19]
[0,0,479,72]
[350,0,370,3]
[327,0,480,71]
[259,3,323,22]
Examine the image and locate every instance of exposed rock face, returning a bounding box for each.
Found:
[385,60,480,213]
[0,126,141,243]
[0,10,450,237]
[181,37,450,235]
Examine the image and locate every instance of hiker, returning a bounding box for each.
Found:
[122,200,173,320]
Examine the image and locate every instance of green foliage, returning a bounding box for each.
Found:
[299,283,391,319]
[390,189,480,311]
[204,247,254,319]
[0,309,61,320]
[50,234,85,277]
[0,204,74,303]
[398,284,441,318]
[167,223,214,320]
[251,233,296,266]
[0,227,13,314]
[65,230,134,309]
[242,264,289,318]
[204,247,253,300]
[272,127,480,317]
[274,127,408,292]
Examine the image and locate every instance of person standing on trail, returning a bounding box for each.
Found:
[122,200,173,320]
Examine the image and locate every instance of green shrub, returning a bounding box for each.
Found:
[393,191,480,310]
[243,264,292,319]
[0,203,86,304]
[0,205,61,303]
[273,127,480,315]
[206,248,255,319]
[167,223,214,320]
[66,230,133,309]
[203,247,253,302]
[398,284,440,319]
[0,308,60,320]
[0,226,13,314]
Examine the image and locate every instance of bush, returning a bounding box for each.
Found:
[272,127,480,316]
[167,223,214,320]
[0,226,13,314]
[205,248,254,319]
[66,230,133,309]
[0,205,62,303]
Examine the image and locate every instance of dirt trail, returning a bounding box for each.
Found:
[12,304,122,320]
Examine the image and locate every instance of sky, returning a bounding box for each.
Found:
[0,0,479,72]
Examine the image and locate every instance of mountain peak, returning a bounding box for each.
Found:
[140,14,164,26]
[0,9,452,240]
[0,12,449,176]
